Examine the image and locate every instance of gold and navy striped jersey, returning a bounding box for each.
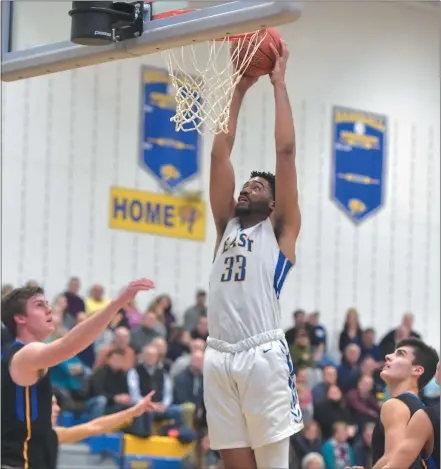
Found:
[1,341,58,469]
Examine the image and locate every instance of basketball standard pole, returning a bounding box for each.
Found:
[1,1,303,82]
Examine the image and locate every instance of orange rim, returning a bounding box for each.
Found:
[214,31,261,42]
[151,8,260,42]
[152,9,197,20]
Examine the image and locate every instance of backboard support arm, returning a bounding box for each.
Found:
[1,1,303,82]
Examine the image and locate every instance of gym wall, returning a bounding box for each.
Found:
[2,1,439,348]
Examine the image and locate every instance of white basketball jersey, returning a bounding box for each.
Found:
[207,217,294,343]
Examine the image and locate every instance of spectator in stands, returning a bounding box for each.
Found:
[338,308,363,354]
[290,328,316,370]
[191,403,220,469]
[51,353,89,412]
[356,356,384,395]
[191,316,209,341]
[48,303,69,340]
[148,294,176,336]
[301,452,325,469]
[183,290,207,332]
[352,422,375,469]
[85,283,111,315]
[297,367,314,422]
[110,306,130,330]
[167,326,192,362]
[379,323,411,359]
[1,282,14,346]
[313,385,354,440]
[151,336,173,372]
[130,310,162,354]
[124,298,143,329]
[423,370,441,406]
[2,284,14,298]
[63,276,85,319]
[71,312,95,368]
[52,293,75,330]
[173,349,204,409]
[285,309,309,346]
[312,365,338,405]
[94,322,115,354]
[308,312,337,368]
[127,344,180,423]
[170,338,206,379]
[1,322,13,347]
[308,312,327,349]
[88,294,129,351]
[378,313,418,357]
[321,422,355,469]
[346,374,380,431]
[337,343,361,392]
[86,348,132,419]
[25,279,39,287]
[359,327,381,362]
[291,420,322,466]
[94,326,135,371]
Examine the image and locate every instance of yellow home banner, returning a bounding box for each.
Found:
[109,187,206,241]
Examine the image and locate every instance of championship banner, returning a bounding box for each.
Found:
[331,106,387,224]
[140,66,201,192]
[109,186,205,241]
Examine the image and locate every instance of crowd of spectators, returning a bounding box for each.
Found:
[1,279,439,469]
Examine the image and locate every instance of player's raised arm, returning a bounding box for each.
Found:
[210,76,257,244]
[269,40,300,264]
[9,279,154,387]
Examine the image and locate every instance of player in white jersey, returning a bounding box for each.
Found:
[204,40,303,469]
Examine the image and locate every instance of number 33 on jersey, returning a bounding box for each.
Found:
[208,217,294,342]
[220,229,254,282]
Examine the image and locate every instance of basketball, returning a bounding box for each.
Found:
[232,28,282,78]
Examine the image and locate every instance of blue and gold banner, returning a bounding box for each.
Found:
[109,187,205,241]
[331,107,387,224]
[140,67,201,192]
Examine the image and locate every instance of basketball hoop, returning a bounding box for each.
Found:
[153,9,268,136]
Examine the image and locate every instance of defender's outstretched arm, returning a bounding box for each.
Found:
[270,41,300,264]
[11,279,154,387]
[56,392,156,444]
[210,77,257,249]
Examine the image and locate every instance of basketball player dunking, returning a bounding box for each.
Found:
[203,40,303,469]
[1,279,154,469]
[384,362,440,469]
[370,338,438,469]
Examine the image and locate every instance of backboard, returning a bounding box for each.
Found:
[1,1,303,82]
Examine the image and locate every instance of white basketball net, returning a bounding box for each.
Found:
[162,30,267,135]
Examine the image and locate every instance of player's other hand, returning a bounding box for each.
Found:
[118,278,155,305]
[131,391,157,417]
[236,74,259,94]
[269,39,289,86]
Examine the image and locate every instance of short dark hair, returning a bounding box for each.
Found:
[1,286,44,337]
[396,337,439,389]
[250,171,276,199]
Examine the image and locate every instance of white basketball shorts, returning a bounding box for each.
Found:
[203,329,304,450]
